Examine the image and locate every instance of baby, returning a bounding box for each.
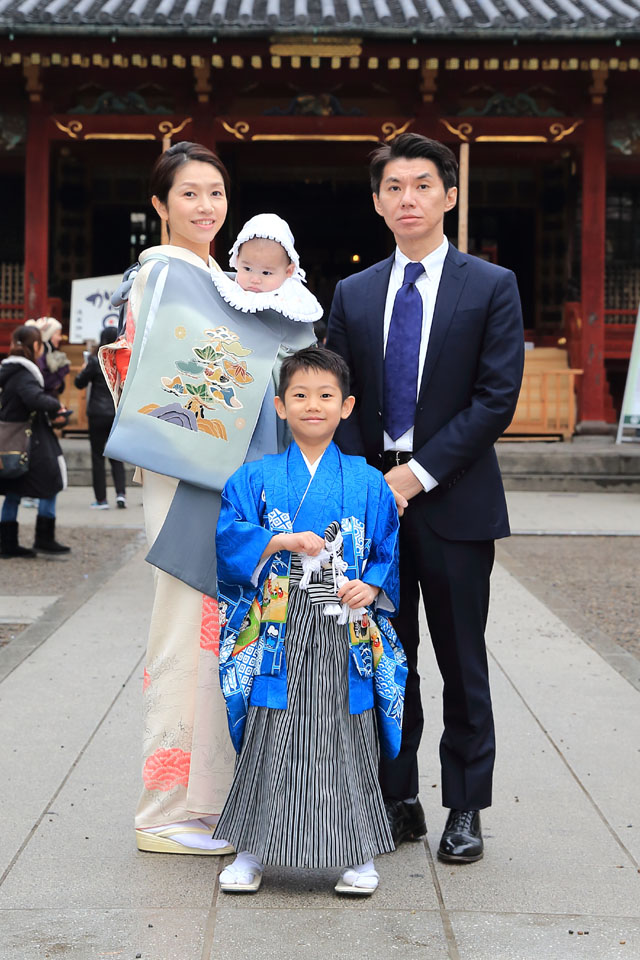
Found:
[210,213,323,324]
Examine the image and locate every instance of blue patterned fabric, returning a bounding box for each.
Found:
[216,441,407,757]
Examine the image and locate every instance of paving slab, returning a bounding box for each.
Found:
[209,908,450,960]
[0,908,211,960]
[505,490,640,534]
[451,912,640,960]
[0,595,59,622]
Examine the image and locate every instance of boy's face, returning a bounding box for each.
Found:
[236,238,295,293]
[274,367,355,448]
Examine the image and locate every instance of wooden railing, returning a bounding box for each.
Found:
[505,367,583,440]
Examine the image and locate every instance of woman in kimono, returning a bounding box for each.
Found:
[101,143,318,854]
[214,347,407,895]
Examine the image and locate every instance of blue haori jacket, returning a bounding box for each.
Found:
[216,441,407,758]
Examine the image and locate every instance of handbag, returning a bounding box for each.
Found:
[0,415,34,480]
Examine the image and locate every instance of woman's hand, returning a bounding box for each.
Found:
[338,579,380,609]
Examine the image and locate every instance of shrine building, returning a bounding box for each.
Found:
[1,0,639,431]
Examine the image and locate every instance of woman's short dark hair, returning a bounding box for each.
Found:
[370,133,458,195]
[9,324,41,364]
[278,345,350,400]
[150,141,230,203]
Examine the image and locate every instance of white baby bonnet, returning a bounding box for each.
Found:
[229,212,304,281]
[212,212,324,324]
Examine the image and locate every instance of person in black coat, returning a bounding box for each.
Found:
[0,325,71,557]
[74,327,126,509]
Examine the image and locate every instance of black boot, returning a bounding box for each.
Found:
[34,515,71,554]
[0,521,36,558]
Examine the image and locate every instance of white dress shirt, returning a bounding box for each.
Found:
[382,236,449,493]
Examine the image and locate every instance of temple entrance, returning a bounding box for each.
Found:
[217,141,391,321]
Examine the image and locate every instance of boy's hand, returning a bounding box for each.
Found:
[338,579,380,609]
[276,531,325,557]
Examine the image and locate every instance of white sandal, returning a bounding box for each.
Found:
[136,819,234,855]
[219,853,264,894]
[334,864,379,896]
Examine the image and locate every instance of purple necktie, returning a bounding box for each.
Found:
[384,261,425,442]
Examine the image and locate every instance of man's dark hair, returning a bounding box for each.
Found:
[369,133,458,195]
[278,345,350,400]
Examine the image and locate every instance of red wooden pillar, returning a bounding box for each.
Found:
[24,104,50,320]
[578,105,607,426]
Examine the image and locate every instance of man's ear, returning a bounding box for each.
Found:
[444,186,457,213]
[341,395,356,420]
[274,395,287,421]
[151,195,168,223]
[372,193,383,218]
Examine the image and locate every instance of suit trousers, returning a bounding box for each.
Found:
[379,492,496,810]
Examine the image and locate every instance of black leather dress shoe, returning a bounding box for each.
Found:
[437,809,483,863]
[385,799,427,845]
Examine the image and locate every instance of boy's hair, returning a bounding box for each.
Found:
[369,133,458,195]
[278,345,350,400]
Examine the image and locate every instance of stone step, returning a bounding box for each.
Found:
[60,437,640,491]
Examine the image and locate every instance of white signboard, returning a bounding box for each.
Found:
[616,303,640,444]
[69,274,122,344]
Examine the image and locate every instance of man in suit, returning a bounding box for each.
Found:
[326,133,524,862]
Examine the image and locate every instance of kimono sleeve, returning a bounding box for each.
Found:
[216,462,274,590]
[361,467,400,615]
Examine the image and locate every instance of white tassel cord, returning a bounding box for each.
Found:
[298,530,367,625]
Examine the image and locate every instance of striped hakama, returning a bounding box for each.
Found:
[214,558,395,868]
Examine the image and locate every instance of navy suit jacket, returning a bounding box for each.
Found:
[326,244,524,542]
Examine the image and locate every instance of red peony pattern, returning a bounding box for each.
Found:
[200,595,220,655]
[143,668,151,691]
[142,747,191,791]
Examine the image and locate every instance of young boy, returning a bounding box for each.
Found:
[214,345,407,896]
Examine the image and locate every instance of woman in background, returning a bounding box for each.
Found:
[0,325,69,557]
[75,327,126,510]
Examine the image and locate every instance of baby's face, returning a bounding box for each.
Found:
[236,238,295,293]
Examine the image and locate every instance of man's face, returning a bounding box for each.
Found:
[373,157,457,247]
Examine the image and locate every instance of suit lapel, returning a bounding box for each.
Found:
[418,245,468,401]
[366,254,394,408]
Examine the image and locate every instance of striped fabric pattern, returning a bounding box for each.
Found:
[215,559,394,869]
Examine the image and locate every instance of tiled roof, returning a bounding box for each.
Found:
[1,0,639,35]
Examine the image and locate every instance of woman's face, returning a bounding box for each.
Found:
[49,330,62,349]
[152,159,228,260]
[34,339,44,359]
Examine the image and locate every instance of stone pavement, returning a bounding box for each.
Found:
[1,489,639,960]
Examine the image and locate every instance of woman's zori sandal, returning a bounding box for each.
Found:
[219,852,264,893]
[136,818,234,855]
[334,861,380,896]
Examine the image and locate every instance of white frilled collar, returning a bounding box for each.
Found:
[209,271,323,324]
[1,356,45,387]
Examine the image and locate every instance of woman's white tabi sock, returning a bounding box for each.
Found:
[143,819,231,851]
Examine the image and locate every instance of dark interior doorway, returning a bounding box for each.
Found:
[217,141,391,320]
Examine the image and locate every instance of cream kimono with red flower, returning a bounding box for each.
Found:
[111,247,236,829]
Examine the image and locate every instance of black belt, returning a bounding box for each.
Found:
[382,450,413,470]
